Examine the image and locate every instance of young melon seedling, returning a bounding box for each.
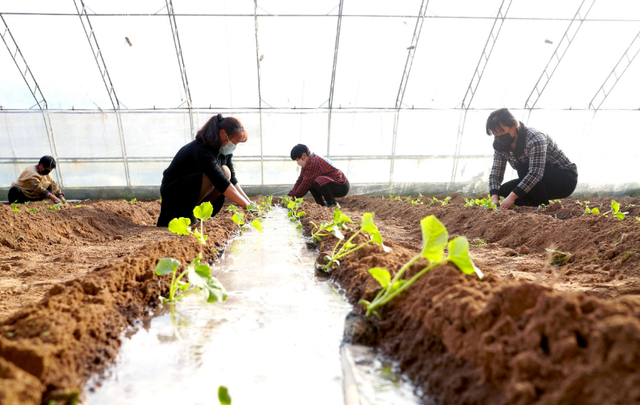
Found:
[10,203,20,212]
[227,205,262,234]
[282,196,306,229]
[603,200,628,220]
[309,209,353,244]
[319,213,391,272]
[360,215,483,318]
[168,201,215,244]
[155,254,227,303]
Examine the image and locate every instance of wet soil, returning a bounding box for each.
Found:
[300,194,640,405]
[0,199,239,405]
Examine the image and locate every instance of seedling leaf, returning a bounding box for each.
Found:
[168,217,191,235]
[252,219,262,233]
[447,237,481,277]
[204,278,228,303]
[331,225,344,240]
[420,215,448,262]
[369,267,391,288]
[194,202,214,221]
[195,263,211,278]
[371,231,392,252]
[155,258,180,276]
[360,213,379,235]
[218,386,231,405]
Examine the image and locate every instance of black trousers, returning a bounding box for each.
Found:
[8,186,50,204]
[309,179,350,206]
[500,165,577,207]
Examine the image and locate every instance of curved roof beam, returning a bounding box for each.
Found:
[589,30,640,111]
[0,14,64,187]
[524,0,596,110]
[72,0,131,188]
[326,0,344,158]
[165,0,194,139]
[253,0,264,184]
[449,0,513,185]
[389,0,431,184]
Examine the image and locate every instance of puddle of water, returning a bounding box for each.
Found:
[84,207,422,405]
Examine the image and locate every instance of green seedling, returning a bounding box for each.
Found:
[548,249,573,266]
[319,213,391,272]
[360,215,482,318]
[431,196,451,206]
[219,386,231,405]
[282,196,306,229]
[309,209,353,244]
[76,205,82,208]
[10,203,20,212]
[411,199,423,206]
[603,200,628,220]
[464,195,498,210]
[168,202,215,244]
[259,196,273,211]
[580,201,600,215]
[232,210,262,234]
[128,198,137,203]
[49,203,63,210]
[154,254,227,303]
[470,237,488,248]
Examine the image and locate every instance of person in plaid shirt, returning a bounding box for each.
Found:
[287,144,350,208]
[486,108,578,210]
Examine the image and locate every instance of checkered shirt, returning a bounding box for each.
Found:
[489,124,577,197]
[289,153,347,198]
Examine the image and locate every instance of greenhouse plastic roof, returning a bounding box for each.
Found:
[1,0,640,195]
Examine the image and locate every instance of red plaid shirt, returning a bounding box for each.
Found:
[288,154,347,198]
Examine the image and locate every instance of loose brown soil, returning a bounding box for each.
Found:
[299,194,640,405]
[0,199,238,405]
[2,195,640,405]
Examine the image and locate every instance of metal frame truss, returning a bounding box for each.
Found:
[73,0,132,187]
[165,0,195,139]
[524,0,596,110]
[326,0,344,158]
[0,14,64,187]
[388,0,431,184]
[253,0,265,185]
[450,0,512,185]
[589,30,640,111]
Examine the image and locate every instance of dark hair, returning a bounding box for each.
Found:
[485,108,519,136]
[290,144,310,160]
[195,114,245,149]
[39,155,56,170]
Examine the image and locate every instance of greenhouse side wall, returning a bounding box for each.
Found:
[2,109,640,201]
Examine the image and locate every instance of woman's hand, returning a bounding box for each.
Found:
[490,194,500,206]
[499,192,517,211]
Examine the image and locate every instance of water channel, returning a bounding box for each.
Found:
[85,207,421,405]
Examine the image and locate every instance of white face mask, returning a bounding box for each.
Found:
[297,157,306,168]
[220,140,236,155]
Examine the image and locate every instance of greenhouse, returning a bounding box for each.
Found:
[1,1,640,404]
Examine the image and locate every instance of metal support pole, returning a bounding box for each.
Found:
[0,14,64,187]
[589,30,640,110]
[450,0,512,185]
[73,0,131,187]
[524,0,596,109]
[165,0,195,139]
[254,0,264,185]
[389,0,430,184]
[327,0,344,158]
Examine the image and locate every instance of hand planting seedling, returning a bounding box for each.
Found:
[168,201,215,244]
[464,195,498,210]
[309,209,353,244]
[318,212,391,272]
[154,254,227,303]
[360,215,483,318]
[603,200,628,220]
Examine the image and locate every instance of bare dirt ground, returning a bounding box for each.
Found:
[298,194,640,405]
[0,199,237,405]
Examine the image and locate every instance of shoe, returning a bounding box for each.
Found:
[327,203,340,209]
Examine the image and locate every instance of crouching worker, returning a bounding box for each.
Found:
[9,156,66,204]
[157,114,252,227]
[287,144,349,208]
[486,108,578,210]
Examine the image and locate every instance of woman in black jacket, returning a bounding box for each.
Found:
[157,114,252,227]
